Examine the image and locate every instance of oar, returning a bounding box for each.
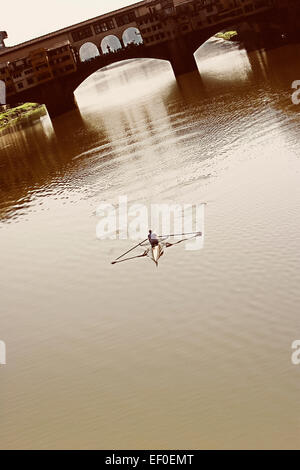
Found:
[111,252,149,265]
[159,231,202,238]
[112,238,148,263]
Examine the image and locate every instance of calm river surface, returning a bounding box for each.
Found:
[1,38,300,449]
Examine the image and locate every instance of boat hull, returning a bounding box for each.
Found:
[151,243,163,265]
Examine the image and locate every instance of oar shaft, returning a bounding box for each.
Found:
[114,238,148,261]
[112,252,148,265]
[159,231,202,237]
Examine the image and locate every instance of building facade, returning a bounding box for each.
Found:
[0,42,77,95]
[0,62,16,98]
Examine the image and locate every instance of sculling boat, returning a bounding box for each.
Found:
[111,232,202,267]
[151,243,164,266]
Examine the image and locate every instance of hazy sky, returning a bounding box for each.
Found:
[2,0,138,46]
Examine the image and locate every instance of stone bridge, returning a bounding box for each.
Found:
[0,0,278,117]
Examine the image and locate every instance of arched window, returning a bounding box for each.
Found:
[101,35,122,54]
[79,42,100,62]
[122,27,143,47]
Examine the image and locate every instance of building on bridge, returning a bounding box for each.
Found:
[47,42,77,78]
[138,0,273,46]
[0,41,77,96]
[0,31,8,49]
[0,62,15,98]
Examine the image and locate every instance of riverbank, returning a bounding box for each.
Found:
[215,31,238,41]
[0,103,47,132]
[215,27,300,52]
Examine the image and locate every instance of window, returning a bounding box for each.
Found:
[164,7,174,15]
[94,19,114,34]
[72,26,93,42]
[116,11,136,27]
[107,20,115,30]
[94,23,106,33]
[27,78,34,85]
[17,82,24,89]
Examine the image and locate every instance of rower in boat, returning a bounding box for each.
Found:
[148,230,159,248]
[148,230,163,267]
[111,231,202,266]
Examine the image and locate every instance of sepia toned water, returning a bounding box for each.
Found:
[1,38,300,450]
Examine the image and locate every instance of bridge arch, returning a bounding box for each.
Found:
[0,79,6,105]
[79,42,100,62]
[122,27,143,47]
[101,35,122,54]
[191,21,261,57]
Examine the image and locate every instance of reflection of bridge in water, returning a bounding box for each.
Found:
[0,0,281,117]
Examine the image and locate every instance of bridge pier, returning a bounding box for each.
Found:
[40,80,78,118]
[9,78,78,119]
[169,51,198,76]
[166,37,199,76]
[45,92,77,119]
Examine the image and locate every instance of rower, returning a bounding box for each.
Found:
[148,230,159,247]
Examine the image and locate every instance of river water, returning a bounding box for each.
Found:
[1,38,300,450]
